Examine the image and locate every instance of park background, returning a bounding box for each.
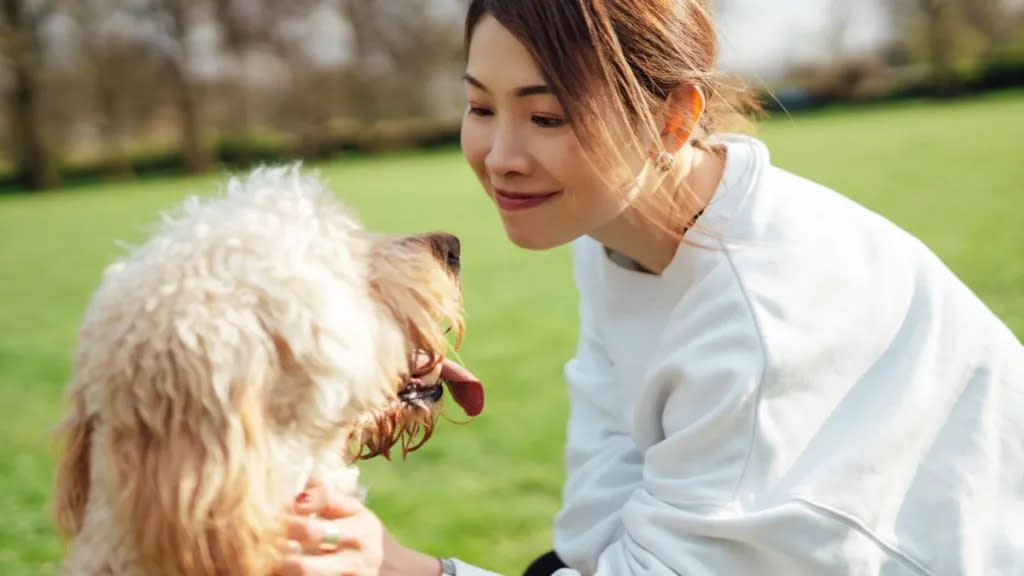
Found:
[1,1,1022,574]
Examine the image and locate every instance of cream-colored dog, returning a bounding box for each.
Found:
[52,165,484,576]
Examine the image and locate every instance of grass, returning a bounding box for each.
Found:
[0,90,1021,575]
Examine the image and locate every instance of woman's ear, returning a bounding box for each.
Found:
[660,84,706,153]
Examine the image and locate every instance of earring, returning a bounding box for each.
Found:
[652,150,675,173]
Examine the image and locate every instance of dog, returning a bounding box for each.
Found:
[51,164,484,576]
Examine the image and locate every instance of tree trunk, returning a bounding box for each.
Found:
[920,0,957,96]
[11,48,59,188]
[74,0,134,180]
[213,0,254,138]
[165,0,208,173]
[961,0,1006,62]
[341,0,381,121]
[2,0,60,190]
[169,63,207,173]
[95,72,133,179]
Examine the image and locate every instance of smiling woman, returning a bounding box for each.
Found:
[286,1,1024,575]
[459,22,605,251]
[457,0,756,268]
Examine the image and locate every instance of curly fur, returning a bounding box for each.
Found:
[52,164,465,576]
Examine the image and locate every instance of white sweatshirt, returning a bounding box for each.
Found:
[452,134,1024,576]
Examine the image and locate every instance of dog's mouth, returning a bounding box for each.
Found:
[399,358,485,417]
[398,380,444,404]
[354,358,484,460]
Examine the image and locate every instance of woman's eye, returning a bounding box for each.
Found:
[533,115,567,128]
[468,106,493,117]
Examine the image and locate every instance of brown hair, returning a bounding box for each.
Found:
[465,0,762,238]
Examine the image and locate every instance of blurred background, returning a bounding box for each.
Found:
[0,0,1021,190]
[0,1,1021,575]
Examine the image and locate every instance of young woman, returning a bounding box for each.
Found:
[277,1,1024,575]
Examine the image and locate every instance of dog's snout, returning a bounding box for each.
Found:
[429,233,461,275]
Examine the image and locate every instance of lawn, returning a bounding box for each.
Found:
[1,90,1021,575]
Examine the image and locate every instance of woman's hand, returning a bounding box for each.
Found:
[379,529,444,576]
[275,483,442,576]
[275,485,382,576]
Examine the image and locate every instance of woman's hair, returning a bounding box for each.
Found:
[465,0,763,238]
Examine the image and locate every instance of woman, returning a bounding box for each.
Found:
[277,1,1024,575]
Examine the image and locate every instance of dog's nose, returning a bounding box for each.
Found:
[428,233,461,275]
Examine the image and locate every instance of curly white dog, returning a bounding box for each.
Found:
[52,165,484,576]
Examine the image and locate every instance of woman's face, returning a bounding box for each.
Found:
[460,15,636,250]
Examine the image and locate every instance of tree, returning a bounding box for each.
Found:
[919,0,956,94]
[338,0,464,120]
[0,0,60,189]
[212,0,266,136]
[68,0,147,178]
[959,0,1014,59]
[886,0,1016,95]
[262,0,343,157]
[139,0,209,172]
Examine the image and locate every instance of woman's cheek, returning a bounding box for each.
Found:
[460,121,490,174]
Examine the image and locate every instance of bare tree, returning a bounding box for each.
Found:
[0,0,60,189]
[824,0,853,63]
[68,0,148,178]
[884,0,960,94]
[339,0,464,120]
[137,0,210,173]
[338,0,379,120]
[212,0,266,136]
[261,0,342,157]
[960,0,1013,59]
[885,0,1017,95]
[919,0,957,94]
[819,0,874,100]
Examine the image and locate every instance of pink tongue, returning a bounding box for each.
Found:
[440,359,485,417]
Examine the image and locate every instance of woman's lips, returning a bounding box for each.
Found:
[493,188,562,211]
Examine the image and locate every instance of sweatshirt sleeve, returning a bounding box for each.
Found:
[553,241,645,573]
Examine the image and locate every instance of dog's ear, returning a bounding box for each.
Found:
[53,386,95,540]
[106,340,284,576]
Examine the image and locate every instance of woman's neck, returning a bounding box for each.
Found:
[592,143,725,275]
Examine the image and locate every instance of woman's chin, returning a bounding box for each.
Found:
[502,224,575,251]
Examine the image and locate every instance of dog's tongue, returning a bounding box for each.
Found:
[440,359,484,417]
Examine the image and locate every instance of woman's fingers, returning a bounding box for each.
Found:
[276,515,384,575]
[280,484,384,575]
[283,515,362,552]
[294,487,366,519]
[284,512,382,551]
[275,549,375,576]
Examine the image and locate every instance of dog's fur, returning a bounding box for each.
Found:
[53,165,465,576]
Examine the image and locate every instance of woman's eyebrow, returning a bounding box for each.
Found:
[463,73,552,97]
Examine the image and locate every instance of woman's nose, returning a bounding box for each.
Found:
[484,124,532,177]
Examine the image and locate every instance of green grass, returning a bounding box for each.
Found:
[1,91,1022,575]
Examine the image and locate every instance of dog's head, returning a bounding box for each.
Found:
[52,165,483,576]
[355,230,485,460]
